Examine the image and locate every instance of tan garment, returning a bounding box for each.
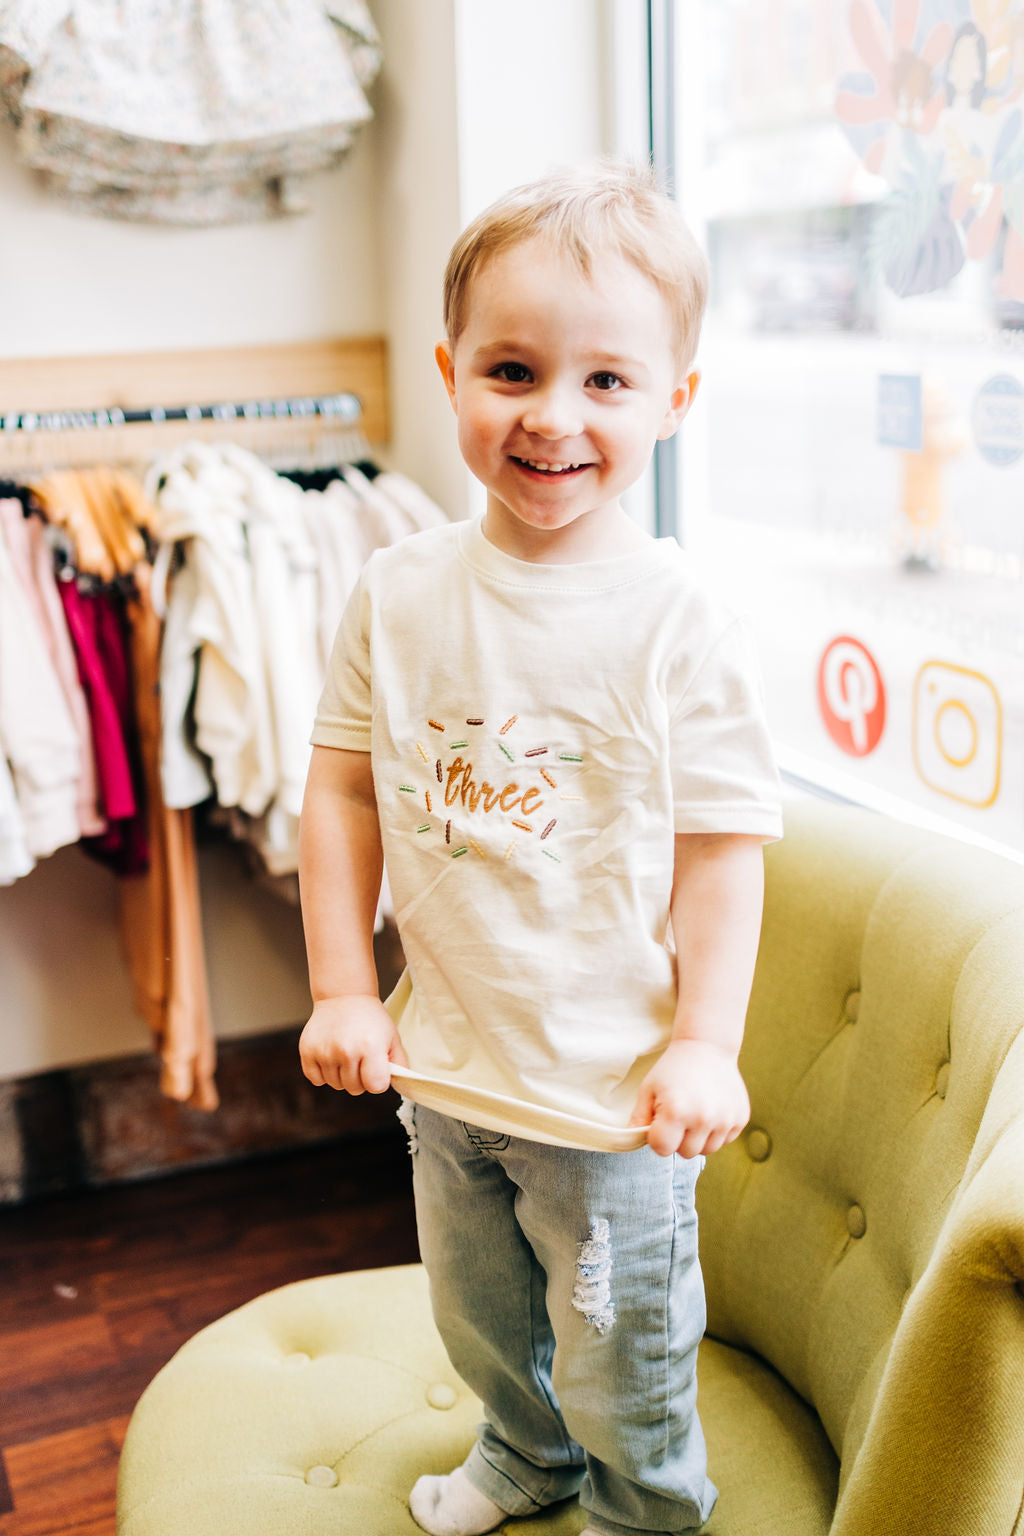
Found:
[119,553,218,1110]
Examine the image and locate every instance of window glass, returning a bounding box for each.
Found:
[676,0,1024,857]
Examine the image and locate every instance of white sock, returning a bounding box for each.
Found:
[409,1464,507,1536]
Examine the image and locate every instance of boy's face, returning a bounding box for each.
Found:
[436,237,697,558]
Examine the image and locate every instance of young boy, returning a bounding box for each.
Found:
[298,162,782,1536]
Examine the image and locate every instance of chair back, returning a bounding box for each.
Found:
[696,801,1024,1533]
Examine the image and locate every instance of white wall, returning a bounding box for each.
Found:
[370,0,465,517]
[454,0,608,219]
[0,121,384,357]
[372,0,618,523]
[0,0,613,1078]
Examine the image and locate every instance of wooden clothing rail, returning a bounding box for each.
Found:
[0,336,390,471]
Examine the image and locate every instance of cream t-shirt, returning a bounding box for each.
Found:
[311,517,783,1130]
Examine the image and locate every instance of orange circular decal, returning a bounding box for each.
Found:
[817,637,886,757]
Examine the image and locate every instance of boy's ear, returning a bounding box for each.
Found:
[435,342,458,411]
[657,370,700,440]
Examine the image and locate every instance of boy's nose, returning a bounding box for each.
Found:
[521,388,584,440]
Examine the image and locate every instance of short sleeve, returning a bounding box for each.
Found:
[669,618,783,840]
[309,564,372,751]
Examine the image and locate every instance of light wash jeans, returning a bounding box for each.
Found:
[403,1102,718,1536]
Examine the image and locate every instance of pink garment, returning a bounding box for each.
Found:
[56,575,137,824]
[0,499,104,836]
[83,587,149,876]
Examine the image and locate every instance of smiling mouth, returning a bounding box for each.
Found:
[511,457,589,476]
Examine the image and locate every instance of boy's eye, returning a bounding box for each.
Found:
[493,362,531,383]
[590,372,623,392]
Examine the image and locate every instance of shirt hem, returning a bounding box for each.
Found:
[673,807,784,841]
[310,725,371,752]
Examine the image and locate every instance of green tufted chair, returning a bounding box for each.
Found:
[116,800,1024,1535]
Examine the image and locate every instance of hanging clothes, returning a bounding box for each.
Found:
[147,443,283,817]
[29,472,146,864]
[0,436,446,1108]
[0,498,105,837]
[149,441,447,887]
[0,0,381,224]
[18,464,218,1108]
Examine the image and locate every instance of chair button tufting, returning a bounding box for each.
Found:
[305,1465,339,1487]
[427,1382,458,1410]
[285,1351,311,1365]
[934,1062,950,1099]
[845,991,860,1022]
[846,1204,866,1239]
[746,1128,772,1163]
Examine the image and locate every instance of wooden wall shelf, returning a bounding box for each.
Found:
[0,336,389,471]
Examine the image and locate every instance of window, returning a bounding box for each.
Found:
[667,0,1024,860]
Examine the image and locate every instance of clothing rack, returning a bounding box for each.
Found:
[2,391,362,434]
[0,337,389,471]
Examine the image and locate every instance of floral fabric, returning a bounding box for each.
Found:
[0,0,380,223]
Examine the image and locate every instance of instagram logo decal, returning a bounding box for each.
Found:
[817,637,886,757]
[913,662,1002,808]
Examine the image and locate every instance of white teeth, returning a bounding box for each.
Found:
[521,458,581,473]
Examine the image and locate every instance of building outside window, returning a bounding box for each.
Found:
[669,0,1024,860]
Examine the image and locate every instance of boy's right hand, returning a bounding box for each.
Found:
[299,995,409,1095]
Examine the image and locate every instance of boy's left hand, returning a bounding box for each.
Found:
[628,1038,751,1159]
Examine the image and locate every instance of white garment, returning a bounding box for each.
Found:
[0,0,381,225]
[148,444,277,816]
[370,470,449,534]
[219,446,320,820]
[0,745,32,884]
[0,519,81,860]
[338,464,425,549]
[0,502,105,837]
[300,478,373,674]
[311,517,783,1128]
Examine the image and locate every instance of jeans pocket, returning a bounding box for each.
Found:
[464,1123,511,1152]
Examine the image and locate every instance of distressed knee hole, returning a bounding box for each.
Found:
[571,1218,614,1333]
[396,1096,418,1155]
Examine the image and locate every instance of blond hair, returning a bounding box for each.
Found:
[442,160,709,370]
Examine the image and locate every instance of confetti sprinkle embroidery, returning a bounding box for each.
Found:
[404,712,582,868]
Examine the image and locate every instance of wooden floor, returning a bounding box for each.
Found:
[0,1128,419,1536]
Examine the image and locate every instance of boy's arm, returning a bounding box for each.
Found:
[629,832,766,1158]
[298,744,407,1094]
